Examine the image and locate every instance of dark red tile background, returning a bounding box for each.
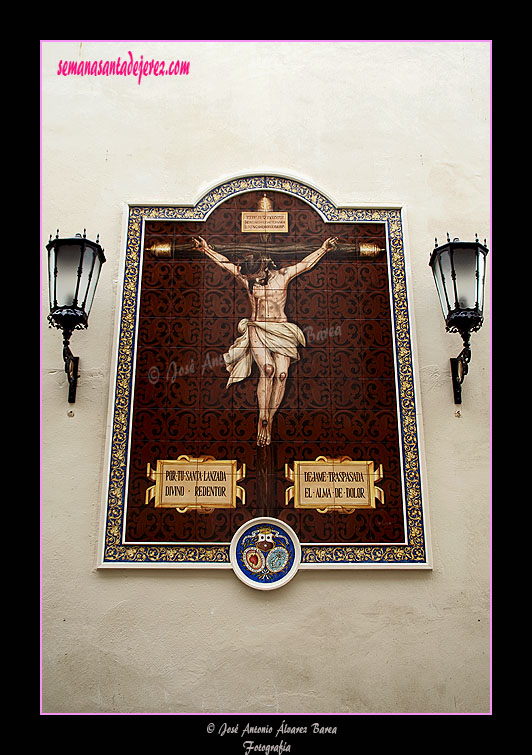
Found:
[125,191,404,544]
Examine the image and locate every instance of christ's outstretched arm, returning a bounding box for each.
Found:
[281,237,338,282]
[192,236,242,279]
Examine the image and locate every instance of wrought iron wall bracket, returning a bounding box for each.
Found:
[450,341,471,405]
[63,339,79,404]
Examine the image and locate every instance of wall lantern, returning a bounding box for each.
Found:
[46,230,106,403]
[429,234,489,404]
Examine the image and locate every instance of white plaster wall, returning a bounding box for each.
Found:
[41,40,491,715]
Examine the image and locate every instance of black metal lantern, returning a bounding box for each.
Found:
[429,234,488,404]
[47,230,106,403]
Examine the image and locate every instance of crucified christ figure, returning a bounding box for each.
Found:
[193,235,338,446]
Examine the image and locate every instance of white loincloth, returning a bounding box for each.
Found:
[223,318,306,387]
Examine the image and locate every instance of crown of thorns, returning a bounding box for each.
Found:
[237,254,277,276]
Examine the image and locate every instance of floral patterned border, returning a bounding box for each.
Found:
[99,175,430,568]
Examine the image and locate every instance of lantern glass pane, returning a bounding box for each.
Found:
[48,247,56,308]
[477,252,486,314]
[452,246,478,310]
[433,249,452,317]
[53,243,84,308]
[82,252,103,316]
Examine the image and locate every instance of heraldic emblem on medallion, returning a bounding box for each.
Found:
[230,517,301,590]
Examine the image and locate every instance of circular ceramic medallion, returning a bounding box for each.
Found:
[230,517,301,590]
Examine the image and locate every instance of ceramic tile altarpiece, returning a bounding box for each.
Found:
[99,176,431,569]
